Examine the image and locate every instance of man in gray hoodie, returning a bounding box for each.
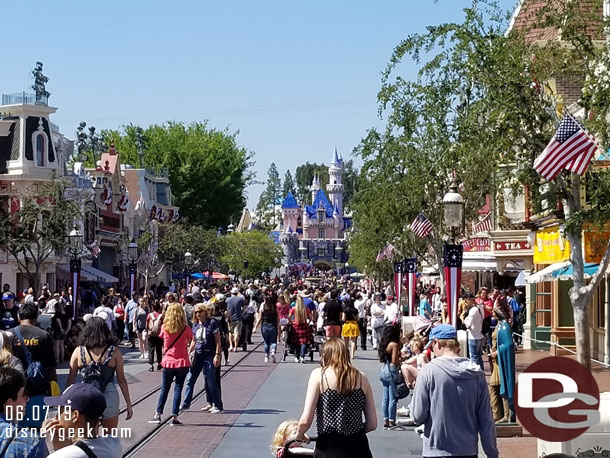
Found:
[411,324,498,458]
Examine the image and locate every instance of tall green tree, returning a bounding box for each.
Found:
[342,159,359,212]
[282,170,297,198]
[255,162,282,230]
[0,179,82,296]
[220,231,282,278]
[104,122,254,229]
[294,162,328,204]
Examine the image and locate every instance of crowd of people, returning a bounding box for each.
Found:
[0,274,527,458]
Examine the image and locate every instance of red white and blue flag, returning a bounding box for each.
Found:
[472,213,492,234]
[410,213,434,238]
[404,258,417,316]
[376,249,385,263]
[443,244,463,327]
[393,260,403,311]
[384,242,395,260]
[534,114,599,180]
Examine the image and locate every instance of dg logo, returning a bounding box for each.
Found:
[515,356,600,442]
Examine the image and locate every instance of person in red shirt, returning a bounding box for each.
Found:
[150,303,193,425]
[475,287,494,352]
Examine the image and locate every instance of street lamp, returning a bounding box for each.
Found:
[128,239,138,299]
[68,225,82,319]
[441,179,464,327]
[442,180,464,242]
[184,251,193,292]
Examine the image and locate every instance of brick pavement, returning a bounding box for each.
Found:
[129,338,274,458]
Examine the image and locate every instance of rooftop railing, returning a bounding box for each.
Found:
[1,91,48,106]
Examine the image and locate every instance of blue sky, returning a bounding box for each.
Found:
[1,0,516,208]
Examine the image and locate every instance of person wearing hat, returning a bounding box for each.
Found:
[226,288,244,352]
[0,292,18,331]
[43,383,121,457]
[411,324,498,458]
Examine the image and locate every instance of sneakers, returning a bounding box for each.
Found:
[148,366,154,372]
[299,358,305,364]
[180,405,191,412]
[201,404,213,412]
[209,407,222,414]
[170,416,182,425]
[157,363,162,370]
[294,357,300,363]
[397,406,410,417]
[271,353,276,363]
[149,413,161,424]
[264,355,269,363]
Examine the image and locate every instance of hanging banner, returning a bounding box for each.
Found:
[533,226,571,265]
[404,258,417,317]
[70,259,81,319]
[443,244,463,327]
[393,261,403,311]
[584,229,610,263]
[129,263,137,298]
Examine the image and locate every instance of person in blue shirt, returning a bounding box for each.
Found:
[506,288,522,345]
[0,367,48,458]
[419,290,433,319]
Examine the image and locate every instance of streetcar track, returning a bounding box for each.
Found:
[122,341,265,458]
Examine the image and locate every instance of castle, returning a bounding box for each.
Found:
[275,148,351,271]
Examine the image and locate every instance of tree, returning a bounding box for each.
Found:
[0,179,82,296]
[282,170,296,198]
[342,159,359,212]
[294,162,328,204]
[104,122,254,229]
[220,231,283,279]
[255,162,282,230]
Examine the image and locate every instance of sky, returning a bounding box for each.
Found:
[1,0,517,209]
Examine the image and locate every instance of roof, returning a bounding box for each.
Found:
[281,192,299,209]
[305,188,334,219]
[270,231,281,245]
[99,152,119,175]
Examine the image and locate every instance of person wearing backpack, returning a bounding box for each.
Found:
[150,303,193,425]
[67,317,133,430]
[147,301,164,371]
[12,302,56,429]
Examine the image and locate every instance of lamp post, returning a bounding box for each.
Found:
[128,239,138,299]
[441,179,464,327]
[68,225,83,319]
[184,251,193,292]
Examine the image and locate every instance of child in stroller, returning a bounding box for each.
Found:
[271,420,314,457]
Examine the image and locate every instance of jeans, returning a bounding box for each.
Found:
[148,336,163,366]
[358,318,367,349]
[299,344,307,359]
[381,377,397,422]
[467,338,485,371]
[206,364,222,406]
[156,366,189,416]
[243,313,255,343]
[183,353,222,410]
[261,324,278,356]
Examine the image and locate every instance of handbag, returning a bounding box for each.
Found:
[395,380,410,399]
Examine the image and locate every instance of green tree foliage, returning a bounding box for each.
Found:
[220,231,282,278]
[104,122,254,229]
[295,162,328,204]
[0,179,81,296]
[282,170,297,198]
[255,162,283,230]
[342,159,359,212]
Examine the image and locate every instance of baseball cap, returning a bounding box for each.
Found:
[231,287,239,294]
[2,293,14,301]
[425,324,457,349]
[45,383,106,419]
[215,293,226,302]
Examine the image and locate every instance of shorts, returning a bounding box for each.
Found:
[229,320,243,336]
[342,321,360,338]
[325,325,342,338]
[103,383,120,418]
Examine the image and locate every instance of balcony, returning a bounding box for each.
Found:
[2,92,48,106]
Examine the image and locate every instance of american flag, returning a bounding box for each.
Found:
[376,249,385,263]
[384,242,395,259]
[472,213,492,234]
[534,114,599,180]
[410,212,434,238]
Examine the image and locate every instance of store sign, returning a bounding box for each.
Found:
[533,226,570,265]
[462,238,491,252]
[494,240,532,252]
[584,230,610,263]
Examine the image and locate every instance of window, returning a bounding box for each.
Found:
[317,248,325,256]
[35,133,45,166]
[318,228,325,239]
[317,208,324,222]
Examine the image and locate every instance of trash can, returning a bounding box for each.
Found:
[537,391,610,457]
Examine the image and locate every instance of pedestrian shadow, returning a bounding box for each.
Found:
[223,409,284,415]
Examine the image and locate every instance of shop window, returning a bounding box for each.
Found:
[535,282,552,327]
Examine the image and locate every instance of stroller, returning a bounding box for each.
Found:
[282,438,316,457]
[412,316,441,338]
[282,322,316,362]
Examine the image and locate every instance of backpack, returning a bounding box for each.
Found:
[148,313,162,337]
[80,345,115,393]
[14,327,49,396]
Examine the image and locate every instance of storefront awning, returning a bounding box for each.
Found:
[462,259,497,272]
[81,265,118,283]
[525,261,598,283]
